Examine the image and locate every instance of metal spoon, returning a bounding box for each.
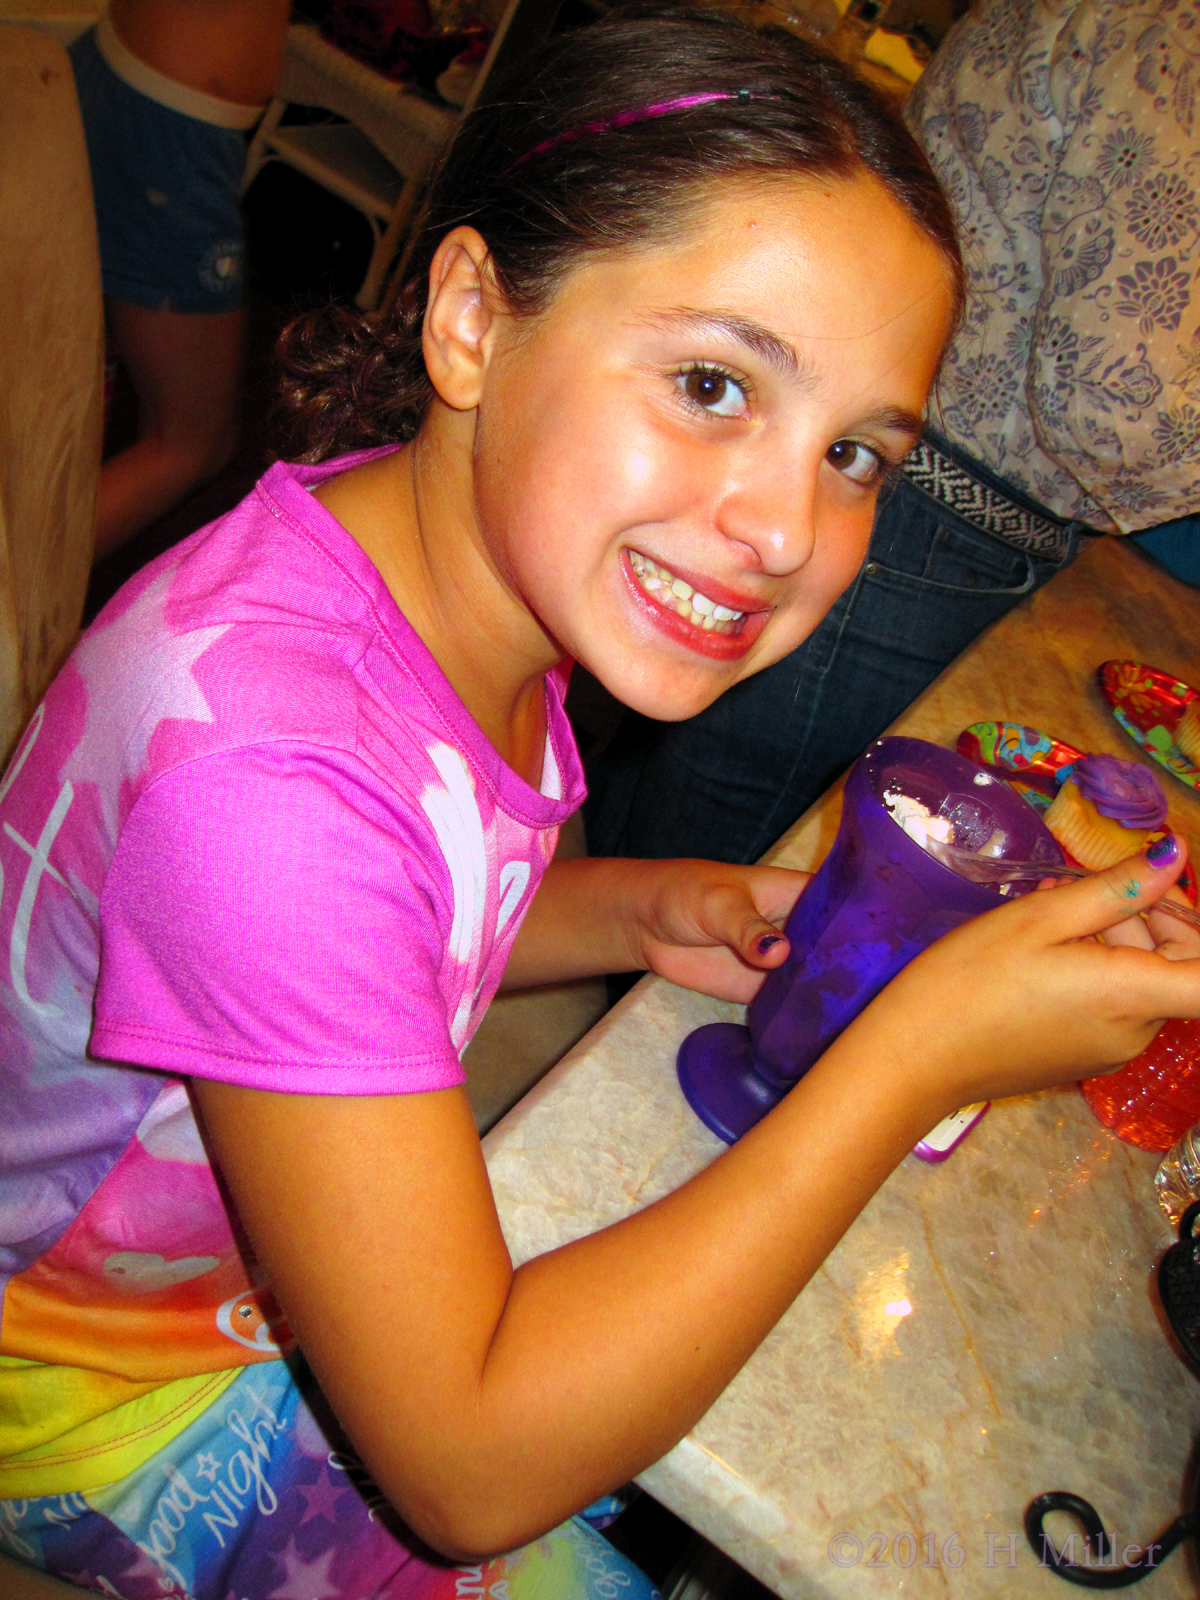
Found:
[926,840,1200,934]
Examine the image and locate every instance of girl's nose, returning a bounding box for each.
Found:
[714,469,817,576]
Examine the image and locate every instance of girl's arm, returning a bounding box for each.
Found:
[193,848,1200,1562]
[500,855,806,999]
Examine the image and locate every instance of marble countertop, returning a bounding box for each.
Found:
[483,536,1200,1598]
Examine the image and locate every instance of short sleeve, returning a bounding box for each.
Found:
[91,743,467,1095]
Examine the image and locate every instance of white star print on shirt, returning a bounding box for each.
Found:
[420,742,489,1051]
[61,567,229,842]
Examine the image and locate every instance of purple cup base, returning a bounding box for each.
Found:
[677,1022,786,1145]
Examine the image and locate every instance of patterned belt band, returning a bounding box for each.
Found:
[901,439,1077,561]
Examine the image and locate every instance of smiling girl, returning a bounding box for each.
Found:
[3,11,1199,1599]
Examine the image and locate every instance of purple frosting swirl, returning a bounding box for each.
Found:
[1063,753,1167,828]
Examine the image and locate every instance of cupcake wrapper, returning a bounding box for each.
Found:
[1044,781,1150,870]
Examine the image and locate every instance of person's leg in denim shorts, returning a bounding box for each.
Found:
[69,26,248,558]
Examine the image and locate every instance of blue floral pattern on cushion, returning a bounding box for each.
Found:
[907,0,1200,531]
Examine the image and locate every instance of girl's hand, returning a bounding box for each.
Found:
[849,835,1200,1121]
[629,859,806,1002]
[502,855,805,994]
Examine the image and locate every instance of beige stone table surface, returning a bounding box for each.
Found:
[483,536,1200,1599]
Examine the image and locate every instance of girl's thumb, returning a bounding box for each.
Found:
[1039,833,1187,941]
[744,923,790,969]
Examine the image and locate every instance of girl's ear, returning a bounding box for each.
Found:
[422,227,505,411]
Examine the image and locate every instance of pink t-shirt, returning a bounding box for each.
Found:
[0,452,585,1494]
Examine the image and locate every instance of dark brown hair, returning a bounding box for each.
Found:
[276,6,963,461]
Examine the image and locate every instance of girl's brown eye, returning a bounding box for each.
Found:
[827,438,883,485]
[677,367,748,417]
[685,370,728,406]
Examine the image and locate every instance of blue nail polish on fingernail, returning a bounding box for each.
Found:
[758,934,783,954]
[1146,834,1180,867]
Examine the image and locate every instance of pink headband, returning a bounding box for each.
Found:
[508,88,755,172]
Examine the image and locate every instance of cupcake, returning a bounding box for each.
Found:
[1176,700,1200,766]
[1043,753,1167,869]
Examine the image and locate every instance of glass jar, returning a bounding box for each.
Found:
[1156,1124,1200,1226]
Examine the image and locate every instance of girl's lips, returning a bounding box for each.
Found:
[621,549,770,660]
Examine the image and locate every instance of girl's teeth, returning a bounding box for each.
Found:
[628,551,746,634]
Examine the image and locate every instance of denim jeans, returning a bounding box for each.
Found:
[584,469,1085,866]
[1129,515,1200,586]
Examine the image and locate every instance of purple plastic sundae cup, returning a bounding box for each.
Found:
[676,736,1064,1144]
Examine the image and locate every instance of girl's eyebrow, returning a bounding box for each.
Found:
[858,404,925,444]
[641,309,802,378]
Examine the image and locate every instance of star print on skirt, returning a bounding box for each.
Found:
[0,1362,662,1600]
